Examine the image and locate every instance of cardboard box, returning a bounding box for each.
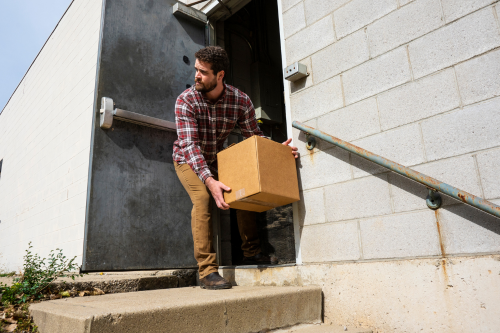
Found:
[217,135,300,212]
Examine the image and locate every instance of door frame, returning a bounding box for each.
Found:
[204,0,303,265]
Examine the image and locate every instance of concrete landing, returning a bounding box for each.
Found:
[1,269,197,294]
[30,286,322,333]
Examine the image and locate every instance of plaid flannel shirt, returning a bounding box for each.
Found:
[172,84,265,183]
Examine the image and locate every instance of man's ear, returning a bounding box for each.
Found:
[218,70,225,82]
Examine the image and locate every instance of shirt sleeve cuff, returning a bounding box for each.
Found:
[199,168,214,184]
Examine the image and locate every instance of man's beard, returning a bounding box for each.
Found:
[195,77,217,93]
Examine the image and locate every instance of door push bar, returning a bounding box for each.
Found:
[99,97,177,132]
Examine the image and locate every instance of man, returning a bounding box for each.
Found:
[173,46,298,290]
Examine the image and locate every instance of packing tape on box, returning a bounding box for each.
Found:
[235,188,279,208]
[237,197,280,208]
[236,188,279,208]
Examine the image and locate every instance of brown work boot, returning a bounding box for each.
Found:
[242,253,278,265]
[200,272,232,290]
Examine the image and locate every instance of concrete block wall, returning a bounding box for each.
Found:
[286,0,500,264]
[0,0,103,272]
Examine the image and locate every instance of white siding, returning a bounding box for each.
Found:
[0,0,103,272]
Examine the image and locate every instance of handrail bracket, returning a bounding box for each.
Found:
[426,189,442,210]
[293,120,500,219]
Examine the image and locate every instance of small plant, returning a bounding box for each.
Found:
[1,244,85,332]
[1,242,83,305]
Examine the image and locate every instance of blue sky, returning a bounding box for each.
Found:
[0,0,73,111]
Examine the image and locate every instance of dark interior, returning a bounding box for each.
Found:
[217,0,296,266]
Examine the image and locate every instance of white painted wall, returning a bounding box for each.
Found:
[0,0,103,272]
[278,0,500,331]
[284,0,500,264]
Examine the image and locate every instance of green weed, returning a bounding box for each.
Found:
[1,242,82,306]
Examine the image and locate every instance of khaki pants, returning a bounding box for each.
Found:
[174,162,261,279]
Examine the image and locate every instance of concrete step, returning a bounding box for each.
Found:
[30,286,322,333]
[0,269,197,293]
[270,323,372,333]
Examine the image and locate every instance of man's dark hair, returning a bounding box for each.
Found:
[195,46,230,81]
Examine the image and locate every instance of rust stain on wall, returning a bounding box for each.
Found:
[441,259,448,282]
[308,149,314,163]
[435,210,449,284]
[435,210,446,258]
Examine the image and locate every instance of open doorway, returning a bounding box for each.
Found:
[210,0,296,266]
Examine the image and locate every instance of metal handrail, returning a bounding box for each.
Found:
[293,121,500,219]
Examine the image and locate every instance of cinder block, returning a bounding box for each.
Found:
[437,204,500,255]
[317,98,381,142]
[281,0,302,13]
[351,154,389,180]
[283,2,306,39]
[303,0,350,25]
[421,97,500,161]
[334,0,397,39]
[290,57,314,94]
[497,4,500,26]
[67,178,88,199]
[455,48,500,106]
[343,47,411,105]
[409,7,500,79]
[378,68,460,130]
[290,75,343,121]
[390,155,483,213]
[352,123,426,178]
[360,210,441,259]
[298,188,326,226]
[292,118,334,156]
[367,0,443,58]
[441,0,497,22]
[476,148,500,199]
[311,29,369,84]
[300,222,361,262]
[324,174,392,221]
[297,146,352,190]
[285,15,336,64]
[414,155,482,197]
[389,173,428,213]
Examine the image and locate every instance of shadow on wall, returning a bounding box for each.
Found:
[104,120,176,165]
[295,133,500,239]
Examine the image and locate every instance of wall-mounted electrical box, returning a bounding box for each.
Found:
[284,62,308,82]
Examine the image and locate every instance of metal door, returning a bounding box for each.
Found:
[82,0,205,271]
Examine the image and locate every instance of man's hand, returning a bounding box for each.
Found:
[205,177,231,210]
[282,138,299,158]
